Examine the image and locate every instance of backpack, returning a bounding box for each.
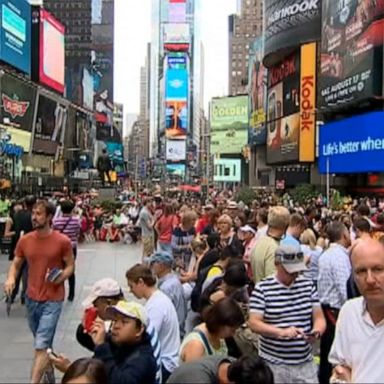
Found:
[190,264,223,312]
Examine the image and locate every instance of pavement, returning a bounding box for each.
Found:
[0,241,142,383]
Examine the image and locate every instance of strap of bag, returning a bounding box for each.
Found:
[59,217,72,234]
[194,329,213,356]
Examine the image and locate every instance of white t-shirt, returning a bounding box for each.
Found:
[146,290,181,373]
[329,297,384,383]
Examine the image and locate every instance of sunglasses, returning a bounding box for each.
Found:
[275,252,304,263]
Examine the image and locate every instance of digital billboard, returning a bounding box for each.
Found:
[248,38,267,146]
[165,69,188,100]
[264,0,322,66]
[210,96,249,155]
[214,159,241,182]
[38,10,65,93]
[167,54,187,69]
[319,0,384,110]
[169,0,186,23]
[319,112,384,173]
[0,0,31,74]
[165,100,187,139]
[105,141,124,172]
[82,67,94,110]
[163,23,190,44]
[266,50,300,164]
[166,162,186,178]
[166,140,186,161]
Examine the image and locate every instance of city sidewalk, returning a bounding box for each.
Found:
[0,241,142,383]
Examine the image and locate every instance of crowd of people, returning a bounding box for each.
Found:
[3,189,384,383]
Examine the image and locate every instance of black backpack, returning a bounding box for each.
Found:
[190,264,223,312]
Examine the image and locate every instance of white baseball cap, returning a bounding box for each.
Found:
[82,278,122,308]
[239,225,256,235]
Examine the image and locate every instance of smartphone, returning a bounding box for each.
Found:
[47,348,58,358]
[47,268,63,282]
[83,307,98,333]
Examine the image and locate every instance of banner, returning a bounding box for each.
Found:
[1,73,37,132]
[264,0,322,66]
[319,0,384,109]
[214,158,241,182]
[319,112,384,173]
[163,23,190,44]
[166,163,186,178]
[266,51,300,163]
[167,54,187,69]
[166,140,186,161]
[165,100,188,139]
[210,96,249,155]
[1,127,31,153]
[299,43,316,162]
[248,38,267,145]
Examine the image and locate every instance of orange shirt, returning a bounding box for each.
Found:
[15,230,72,302]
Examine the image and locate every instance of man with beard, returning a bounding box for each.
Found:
[4,200,74,384]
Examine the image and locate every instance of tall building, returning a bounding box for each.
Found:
[149,0,204,182]
[228,0,263,96]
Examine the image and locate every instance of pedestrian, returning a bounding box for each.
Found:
[196,203,214,234]
[255,208,268,240]
[248,244,326,384]
[217,214,244,257]
[126,263,180,383]
[329,239,384,383]
[250,206,290,284]
[300,228,323,286]
[61,358,107,384]
[317,221,351,384]
[138,198,156,261]
[150,251,187,338]
[281,213,306,247]
[4,199,74,384]
[53,199,81,302]
[168,355,274,384]
[238,224,258,279]
[155,203,178,254]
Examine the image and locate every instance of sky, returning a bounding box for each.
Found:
[114,0,237,127]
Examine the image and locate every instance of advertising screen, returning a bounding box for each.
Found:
[165,68,188,100]
[164,43,189,52]
[105,142,124,170]
[1,73,36,131]
[166,140,186,161]
[0,0,31,74]
[163,23,190,44]
[264,0,322,66]
[167,54,187,69]
[248,38,267,146]
[319,0,384,110]
[165,100,187,139]
[169,1,186,23]
[214,159,241,182]
[82,67,94,110]
[266,51,300,163]
[210,96,249,155]
[39,10,65,94]
[33,94,67,155]
[319,112,384,173]
[166,162,186,178]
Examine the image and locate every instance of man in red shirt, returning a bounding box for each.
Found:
[5,200,74,383]
[196,204,214,234]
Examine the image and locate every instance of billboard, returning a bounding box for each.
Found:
[167,54,187,69]
[266,51,300,163]
[299,43,316,162]
[319,112,384,173]
[164,43,189,52]
[165,69,188,100]
[248,38,267,145]
[105,141,124,172]
[169,0,186,23]
[82,67,94,110]
[163,23,190,44]
[165,100,187,139]
[166,163,186,178]
[0,0,31,74]
[210,96,249,155]
[214,159,241,182]
[1,73,36,131]
[33,94,67,155]
[319,0,384,110]
[166,140,186,161]
[264,0,322,66]
[39,10,65,94]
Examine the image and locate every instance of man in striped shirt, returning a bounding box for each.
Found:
[248,245,326,384]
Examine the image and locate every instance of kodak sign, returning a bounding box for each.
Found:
[299,43,316,162]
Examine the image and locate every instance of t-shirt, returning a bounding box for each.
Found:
[281,233,300,247]
[157,215,178,243]
[53,216,81,247]
[138,207,154,237]
[168,356,234,384]
[250,275,319,365]
[15,230,73,302]
[145,290,180,373]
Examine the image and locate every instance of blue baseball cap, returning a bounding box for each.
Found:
[150,251,174,266]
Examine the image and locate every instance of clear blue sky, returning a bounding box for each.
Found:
[114,0,237,116]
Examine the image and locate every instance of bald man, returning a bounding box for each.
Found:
[329,239,384,383]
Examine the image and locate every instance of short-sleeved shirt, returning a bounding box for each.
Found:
[15,230,73,302]
[53,216,81,247]
[250,275,320,365]
[138,207,154,237]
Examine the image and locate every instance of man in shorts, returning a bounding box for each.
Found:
[5,200,74,383]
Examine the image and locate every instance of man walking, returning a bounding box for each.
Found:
[4,200,74,383]
[318,221,351,384]
[138,198,156,260]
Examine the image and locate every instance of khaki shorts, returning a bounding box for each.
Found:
[142,236,155,257]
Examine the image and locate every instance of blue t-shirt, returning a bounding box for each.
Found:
[281,233,300,247]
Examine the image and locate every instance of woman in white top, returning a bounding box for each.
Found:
[300,228,323,285]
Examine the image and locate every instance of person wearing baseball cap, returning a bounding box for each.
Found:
[248,244,326,383]
[239,225,258,279]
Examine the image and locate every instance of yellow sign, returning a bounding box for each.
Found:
[299,43,316,162]
[5,127,31,152]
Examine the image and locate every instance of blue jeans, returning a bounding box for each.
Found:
[157,242,173,254]
[25,298,63,350]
